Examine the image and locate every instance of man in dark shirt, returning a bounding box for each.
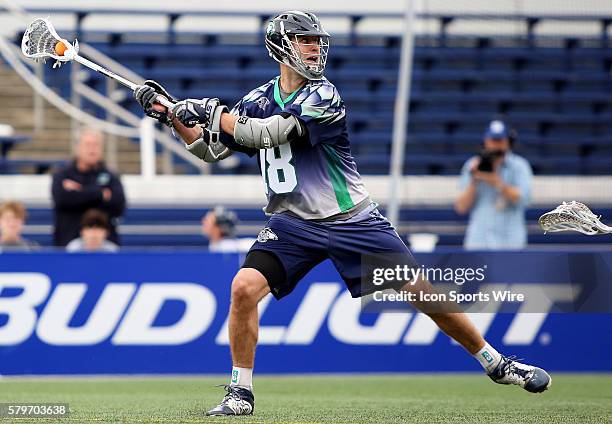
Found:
[51,129,126,246]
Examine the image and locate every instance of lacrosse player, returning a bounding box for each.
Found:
[134,11,551,416]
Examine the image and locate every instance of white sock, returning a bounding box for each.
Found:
[474,342,502,373]
[230,366,253,391]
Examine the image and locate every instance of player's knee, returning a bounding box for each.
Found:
[231,273,261,309]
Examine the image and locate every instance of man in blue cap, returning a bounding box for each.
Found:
[455,120,533,250]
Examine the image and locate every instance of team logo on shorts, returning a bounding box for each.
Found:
[256,97,270,111]
[257,227,278,243]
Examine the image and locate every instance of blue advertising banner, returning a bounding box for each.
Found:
[0,251,611,375]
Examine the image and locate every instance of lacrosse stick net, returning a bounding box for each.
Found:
[539,201,612,235]
[21,18,174,108]
[21,18,78,67]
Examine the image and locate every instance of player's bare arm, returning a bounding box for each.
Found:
[171,118,201,144]
[220,113,238,135]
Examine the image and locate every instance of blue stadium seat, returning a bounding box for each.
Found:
[0,159,66,175]
[22,205,612,248]
[31,27,612,177]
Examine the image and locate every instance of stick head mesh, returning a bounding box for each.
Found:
[21,18,78,63]
[539,201,610,235]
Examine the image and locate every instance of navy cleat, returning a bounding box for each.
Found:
[206,385,254,416]
[488,355,552,393]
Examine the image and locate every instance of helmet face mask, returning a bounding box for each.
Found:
[265,11,330,80]
[285,34,329,79]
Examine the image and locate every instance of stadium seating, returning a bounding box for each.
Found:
[3,8,611,247]
[33,21,612,176]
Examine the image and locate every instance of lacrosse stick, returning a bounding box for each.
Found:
[539,201,612,235]
[21,18,174,108]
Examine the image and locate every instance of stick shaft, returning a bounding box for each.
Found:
[73,54,174,108]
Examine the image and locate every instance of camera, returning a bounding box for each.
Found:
[476,149,505,172]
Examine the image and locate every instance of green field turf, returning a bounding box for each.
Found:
[1,374,611,423]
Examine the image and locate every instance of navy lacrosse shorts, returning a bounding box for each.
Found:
[246,204,419,299]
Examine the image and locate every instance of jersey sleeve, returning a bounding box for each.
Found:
[285,83,346,146]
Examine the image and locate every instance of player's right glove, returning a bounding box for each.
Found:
[170,98,228,129]
[133,80,175,127]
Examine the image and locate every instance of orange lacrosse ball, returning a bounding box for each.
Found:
[54,41,68,56]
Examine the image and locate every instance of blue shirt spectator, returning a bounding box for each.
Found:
[455,121,533,250]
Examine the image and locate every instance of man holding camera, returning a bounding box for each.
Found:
[454,120,533,250]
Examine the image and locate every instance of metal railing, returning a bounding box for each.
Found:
[0,0,208,176]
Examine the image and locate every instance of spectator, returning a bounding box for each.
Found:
[454,120,533,250]
[202,206,254,252]
[52,128,126,246]
[66,209,119,252]
[0,201,39,251]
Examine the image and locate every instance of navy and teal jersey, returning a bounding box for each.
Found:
[225,76,369,220]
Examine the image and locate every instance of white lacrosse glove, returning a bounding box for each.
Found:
[171,98,228,130]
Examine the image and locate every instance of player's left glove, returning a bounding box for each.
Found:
[133,80,175,127]
[170,98,228,129]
